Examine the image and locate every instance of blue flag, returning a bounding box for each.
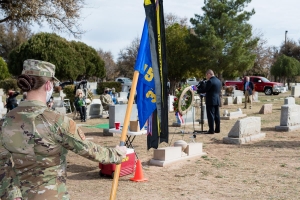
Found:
[134,19,157,128]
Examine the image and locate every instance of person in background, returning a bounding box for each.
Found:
[167,79,170,95]
[110,87,118,104]
[197,69,221,134]
[0,59,126,200]
[100,87,114,110]
[5,90,19,113]
[74,89,87,122]
[243,76,254,109]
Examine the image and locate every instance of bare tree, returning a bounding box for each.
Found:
[0,23,32,61]
[246,31,274,78]
[164,13,188,28]
[97,48,117,81]
[116,37,140,78]
[0,0,84,37]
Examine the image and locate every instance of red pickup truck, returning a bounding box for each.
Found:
[224,76,284,95]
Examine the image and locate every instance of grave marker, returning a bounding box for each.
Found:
[223,117,265,144]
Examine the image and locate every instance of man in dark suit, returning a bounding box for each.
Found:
[197,69,222,134]
[243,76,254,109]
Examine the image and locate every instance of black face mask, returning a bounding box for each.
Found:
[105,91,108,94]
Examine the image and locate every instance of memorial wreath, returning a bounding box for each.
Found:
[173,84,195,116]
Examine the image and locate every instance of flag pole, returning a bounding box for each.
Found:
[109,70,140,200]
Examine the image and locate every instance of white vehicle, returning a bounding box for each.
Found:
[115,77,132,88]
[186,77,199,86]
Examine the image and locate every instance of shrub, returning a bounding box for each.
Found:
[0,78,18,93]
[63,85,75,105]
[225,86,234,96]
[0,57,10,80]
[96,82,122,94]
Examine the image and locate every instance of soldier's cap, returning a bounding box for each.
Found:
[22,59,60,82]
[104,87,110,91]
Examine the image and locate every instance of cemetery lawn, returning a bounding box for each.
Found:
[66,92,300,200]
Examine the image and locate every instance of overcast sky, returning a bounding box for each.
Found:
[35,0,300,61]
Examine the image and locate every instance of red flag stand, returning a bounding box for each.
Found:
[130,159,148,182]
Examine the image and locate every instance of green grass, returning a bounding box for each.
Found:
[84,123,109,129]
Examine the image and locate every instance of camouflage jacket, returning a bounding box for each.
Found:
[100,94,114,111]
[0,100,123,200]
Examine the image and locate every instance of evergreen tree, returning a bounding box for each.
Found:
[165,23,193,93]
[0,57,10,80]
[8,33,105,81]
[188,0,258,79]
[270,54,300,85]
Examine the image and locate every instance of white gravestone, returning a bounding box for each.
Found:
[150,144,206,167]
[223,117,265,144]
[252,92,259,102]
[0,96,4,109]
[117,92,128,104]
[224,97,233,105]
[109,104,138,128]
[284,97,295,105]
[275,98,300,132]
[220,108,246,120]
[233,96,242,104]
[259,104,272,114]
[87,82,97,94]
[168,95,175,112]
[233,90,244,97]
[0,95,5,118]
[86,99,103,119]
[291,86,300,97]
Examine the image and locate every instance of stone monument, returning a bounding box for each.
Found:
[221,108,246,120]
[275,97,300,132]
[259,104,272,114]
[149,142,206,167]
[223,117,265,144]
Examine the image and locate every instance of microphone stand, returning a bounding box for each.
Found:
[193,94,207,134]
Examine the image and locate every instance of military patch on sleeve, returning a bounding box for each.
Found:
[68,119,77,135]
[77,128,86,140]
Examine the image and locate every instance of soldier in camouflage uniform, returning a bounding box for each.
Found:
[100,88,114,110]
[0,59,126,200]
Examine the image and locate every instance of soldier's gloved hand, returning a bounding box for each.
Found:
[115,145,127,159]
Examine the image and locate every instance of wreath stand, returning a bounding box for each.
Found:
[193,94,207,134]
[175,86,207,140]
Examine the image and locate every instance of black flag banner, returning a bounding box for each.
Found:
[144,0,169,149]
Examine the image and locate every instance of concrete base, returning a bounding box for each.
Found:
[153,147,182,160]
[223,133,266,144]
[103,128,113,136]
[149,152,207,167]
[220,114,247,120]
[275,125,300,132]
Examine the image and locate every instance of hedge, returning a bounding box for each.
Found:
[63,85,75,105]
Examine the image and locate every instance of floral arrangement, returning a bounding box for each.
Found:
[173,84,197,115]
